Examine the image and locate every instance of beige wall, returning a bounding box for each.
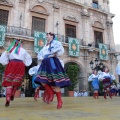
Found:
[0,0,117,90]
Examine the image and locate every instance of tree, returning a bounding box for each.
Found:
[66,64,79,91]
[0,64,5,90]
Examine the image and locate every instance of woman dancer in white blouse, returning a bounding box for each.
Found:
[35,32,71,109]
[88,69,100,99]
[98,67,115,99]
[0,39,32,106]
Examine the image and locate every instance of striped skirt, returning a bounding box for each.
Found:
[2,59,25,87]
[34,57,71,88]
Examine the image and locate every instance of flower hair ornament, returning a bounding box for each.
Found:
[6,39,22,55]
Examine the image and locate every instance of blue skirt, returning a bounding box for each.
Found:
[92,78,99,91]
[32,76,40,89]
[34,57,71,88]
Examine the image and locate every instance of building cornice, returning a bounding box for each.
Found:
[30,9,49,16]
[62,0,114,16]
[0,0,13,7]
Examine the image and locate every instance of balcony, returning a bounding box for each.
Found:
[92,42,110,50]
[4,25,84,45]
[2,25,110,49]
[56,34,83,45]
[6,26,32,37]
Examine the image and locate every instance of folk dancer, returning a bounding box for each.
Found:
[34,32,71,109]
[29,63,41,101]
[88,69,100,99]
[0,39,32,106]
[98,67,115,99]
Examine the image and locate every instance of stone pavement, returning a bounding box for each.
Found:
[0,97,120,120]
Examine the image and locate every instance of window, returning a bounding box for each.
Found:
[0,9,9,26]
[94,31,103,48]
[92,0,99,9]
[32,16,45,36]
[65,24,76,43]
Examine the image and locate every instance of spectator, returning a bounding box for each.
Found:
[74,89,79,97]
[78,90,84,97]
[110,83,118,96]
[117,82,120,96]
[83,90,88,97]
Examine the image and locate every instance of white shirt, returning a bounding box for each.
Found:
[74,92,78,97]
[29,65,40,76]
[111,85,117,90]
[0,47,32,66]
[37,40,64,67]
[116,66,120,75]
[98,72,115,81]
[78,92,84,97]
[83,92,88,96]
[88,74,99,82]
[37,40,64,61]
[117,83,120,89]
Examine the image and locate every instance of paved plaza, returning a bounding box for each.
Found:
[0,97,120,120]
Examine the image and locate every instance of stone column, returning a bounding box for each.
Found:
[53,4,60,35]
[106,16,115,49]
[24,0,30,29]
[106,15,117,75]
[81,8,90,46]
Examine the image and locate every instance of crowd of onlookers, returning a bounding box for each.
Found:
[74,89,88,97]
[110,82,120,96]
[74,82,120,97]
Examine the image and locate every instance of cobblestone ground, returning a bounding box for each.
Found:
[0,97,120,120]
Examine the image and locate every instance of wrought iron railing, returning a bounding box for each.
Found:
[4,25,83,45]
[92,42,110,50]
[6,26,32,37]
[56,34,84,45]
[3,25,110,49]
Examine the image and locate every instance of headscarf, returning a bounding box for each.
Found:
[6,39,21,55]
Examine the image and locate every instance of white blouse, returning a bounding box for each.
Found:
[116,66,120,75]
[116,61,120,75]
[98,72,115,81]
[88,74,99,82]
[37,40,64,61]
[0,47,32,66]
[29,65,40,76]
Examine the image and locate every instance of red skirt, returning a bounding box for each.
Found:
[2,59,25,87]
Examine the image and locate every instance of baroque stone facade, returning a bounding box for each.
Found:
[0,0,118,91]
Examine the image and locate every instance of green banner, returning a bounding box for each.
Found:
[0,25,6,47]
[34,32,47,53]
[99,43,108,60]
[68,37,80,57]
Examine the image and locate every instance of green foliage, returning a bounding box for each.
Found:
[0,64,5,90]
[99,81,104,92]
[112,80,117,85]
[88,81,93,92]
[66,64,79,91]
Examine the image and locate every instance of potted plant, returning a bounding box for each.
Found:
[66,64,79,97]
[0,64,5,93]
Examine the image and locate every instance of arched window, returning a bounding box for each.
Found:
[63,15,78,43]
[30,5,49,36]
[93,21,104,48]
